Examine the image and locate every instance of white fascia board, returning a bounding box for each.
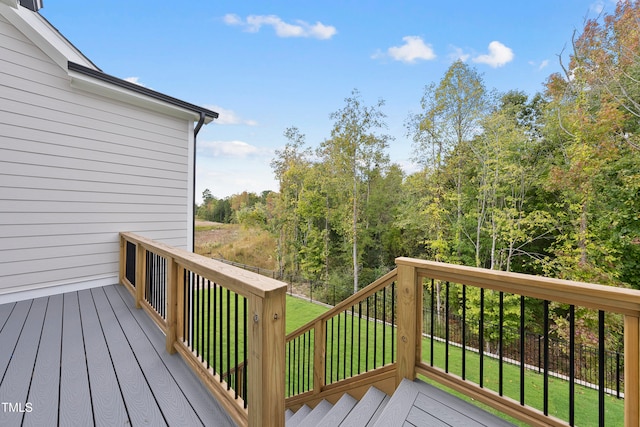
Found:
[0,2,94,70]
[68,69,202,122]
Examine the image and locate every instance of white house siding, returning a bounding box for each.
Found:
[0,13,193,297]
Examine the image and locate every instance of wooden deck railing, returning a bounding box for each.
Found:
[285,257,640,427]
[118,232,287,427]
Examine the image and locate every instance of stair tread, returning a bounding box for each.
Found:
[373,378,515,427]
[300,399,333,426]
[285,409,294,422]
[316,393,357,427]
[339,386,388,427]
[286,404,311,427]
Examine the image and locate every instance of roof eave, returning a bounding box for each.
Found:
[68,62,218,123]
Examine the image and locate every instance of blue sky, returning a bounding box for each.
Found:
[41,1,615,202]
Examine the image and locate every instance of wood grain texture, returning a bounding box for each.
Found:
[625,315,640,427]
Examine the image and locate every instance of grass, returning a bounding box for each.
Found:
[190,291,624,426]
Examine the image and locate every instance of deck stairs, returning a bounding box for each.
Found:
[285,378,515,427]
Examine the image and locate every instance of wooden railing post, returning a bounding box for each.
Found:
[135,243,146,308]
[165,257,178,354]
[119,235,126,285]
[248,288,286,427]
[625,315,640,427]
[313,318,326,395]
[395,261,421,386]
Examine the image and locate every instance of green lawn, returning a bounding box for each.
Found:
[191,292,624,426]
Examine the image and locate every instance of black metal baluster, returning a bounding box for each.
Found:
[520,296,525,405]
[189,272,194,349]
[288,339,292,396]
[235,292,239,398]
[374,292,378,369]
[226,289,231,390]
[499,291,504,396]
[569,305,575,426]
[195,274,200,357]
[479,288,484,388]
[351,305,355,377]
[383,289,386,366]
[243,296,247,407]
[307,331,312,391]
[219,284,223,383]
[343,310,347,378]
[599,310,605,427]
[543,300,549,415]
[213,281,217,373]
[302,333,306,391]
[337,311,341,381]
[358,302,362,375]
[293,338,298,394]
[330,317,334,383]
[200,275,205,362]
[366,298,370,371]
[462,285,466,380]
[206,279,211,369]
[325,320,329,387]
[183,269,187,343]
[445,282,450,373]
[391,283,395,361]
[430,279,435,366]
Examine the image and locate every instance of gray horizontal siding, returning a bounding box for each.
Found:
[0,15,192,296]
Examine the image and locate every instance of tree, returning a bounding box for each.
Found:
[407,61,491,263]
[319,89,391,293]
[270,127,312,278]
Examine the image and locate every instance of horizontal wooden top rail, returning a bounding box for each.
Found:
[121,232,287,299]
[286,268,398,340]
[396,257,640,317]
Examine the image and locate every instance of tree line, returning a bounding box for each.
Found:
[198,2,640,308]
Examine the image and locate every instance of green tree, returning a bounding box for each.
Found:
[319,89,391,293]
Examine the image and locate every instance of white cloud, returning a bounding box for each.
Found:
[528,59,550,71]
[448,46,470,62]
[199,140,272,158]
[207,105,258,126]
[381,36,436,64]
[124,77,145,86]
[472,41,514,68]
[224,13,337,40]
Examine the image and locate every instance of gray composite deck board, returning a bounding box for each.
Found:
[373,378,515,427]
[59,292,94,426]
[0,284,238,427]
[0,298,46,427]
[102,285,204,426]
[0,300,31,380]
[23,294,63,427]
[317,392,357,426]
[91,286,168,427]
[342,386,389,427]
[77,289,129,427]
[111,284,236,427]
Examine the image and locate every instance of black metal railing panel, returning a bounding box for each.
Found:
[144,250,167,319]
[125,241,136,286]
[324,282,396,386]
[421,278,624,427]
[182,270,249,406]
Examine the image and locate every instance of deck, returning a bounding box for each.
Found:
[0,284,236,427]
